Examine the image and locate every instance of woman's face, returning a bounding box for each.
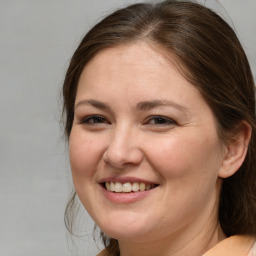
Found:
[69,42,224,243]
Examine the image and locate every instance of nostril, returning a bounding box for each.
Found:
[103,148,143,168]
[102,135,143,168]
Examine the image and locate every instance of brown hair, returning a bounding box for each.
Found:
[62,0,256,255]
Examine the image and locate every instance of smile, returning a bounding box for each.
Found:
[104,181,158,193]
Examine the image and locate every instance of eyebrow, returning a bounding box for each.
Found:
[75,99,189,114]
[75,99,112,111]
[136,100,189,113]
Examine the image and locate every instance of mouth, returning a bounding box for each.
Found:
[102,181,159,193]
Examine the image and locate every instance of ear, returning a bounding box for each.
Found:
[218,121,252,178]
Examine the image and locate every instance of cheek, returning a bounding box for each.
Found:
[146,130,221,181]
[147,132,222,220]
[69,129,103,181]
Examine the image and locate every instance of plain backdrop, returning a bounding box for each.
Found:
[0,0,255,255]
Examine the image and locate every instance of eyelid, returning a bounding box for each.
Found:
[144,115,177,125]
[79,114,110,125]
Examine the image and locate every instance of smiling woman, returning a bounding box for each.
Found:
[62,1,256,256]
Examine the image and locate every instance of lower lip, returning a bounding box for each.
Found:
[101,185,156,204]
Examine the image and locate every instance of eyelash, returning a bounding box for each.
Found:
[80,115,110,125]
[80,115,176,126]
[145,116,177,126]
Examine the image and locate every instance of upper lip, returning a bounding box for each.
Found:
[98,176,159,185]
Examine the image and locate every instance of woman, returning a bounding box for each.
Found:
[62,1,256,255]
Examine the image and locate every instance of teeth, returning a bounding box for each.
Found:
[106,182,111,191]
[146,184,151,190]
[123,182,132,192]
[114,182,123,192]
[140,183,146,191]
[110,182,115,192]
[105,182,156,193]
[132,182,140,192]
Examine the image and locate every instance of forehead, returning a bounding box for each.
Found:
[88,41,182,72]
[77,42,190,96]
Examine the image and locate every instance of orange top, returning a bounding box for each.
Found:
[97,236,256,256]
[203,236,255,256]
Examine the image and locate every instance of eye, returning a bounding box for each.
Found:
[145,116,177,125]
[80,115,110,125]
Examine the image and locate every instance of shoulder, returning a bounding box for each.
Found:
[97,236,256,256]
[203,235,256,256]
[248,241,256,256]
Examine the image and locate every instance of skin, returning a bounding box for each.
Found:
[69,42,250,256]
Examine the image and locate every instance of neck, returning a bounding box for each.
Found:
[119,223,225,256]
[118,193,226,256]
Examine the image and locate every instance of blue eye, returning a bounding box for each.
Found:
[146,116,176,125]
[81,115,109,124]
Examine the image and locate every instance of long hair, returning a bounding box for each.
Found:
[62,1,256,255]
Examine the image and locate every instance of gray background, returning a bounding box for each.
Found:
[0,0,255,255]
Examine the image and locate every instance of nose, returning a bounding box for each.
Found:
[103,126,143,169]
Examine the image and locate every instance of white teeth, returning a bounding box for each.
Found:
[105,182,156,193]
[140,183,146,191]
[123,182,132,192]
[132,182,140,192]
[110,182,115,192]
[114,182,123,192]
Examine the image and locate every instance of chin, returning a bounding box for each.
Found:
[97,218,156,242]
[102,228,148,242]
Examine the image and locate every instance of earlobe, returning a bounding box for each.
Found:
[218,121,252,178]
